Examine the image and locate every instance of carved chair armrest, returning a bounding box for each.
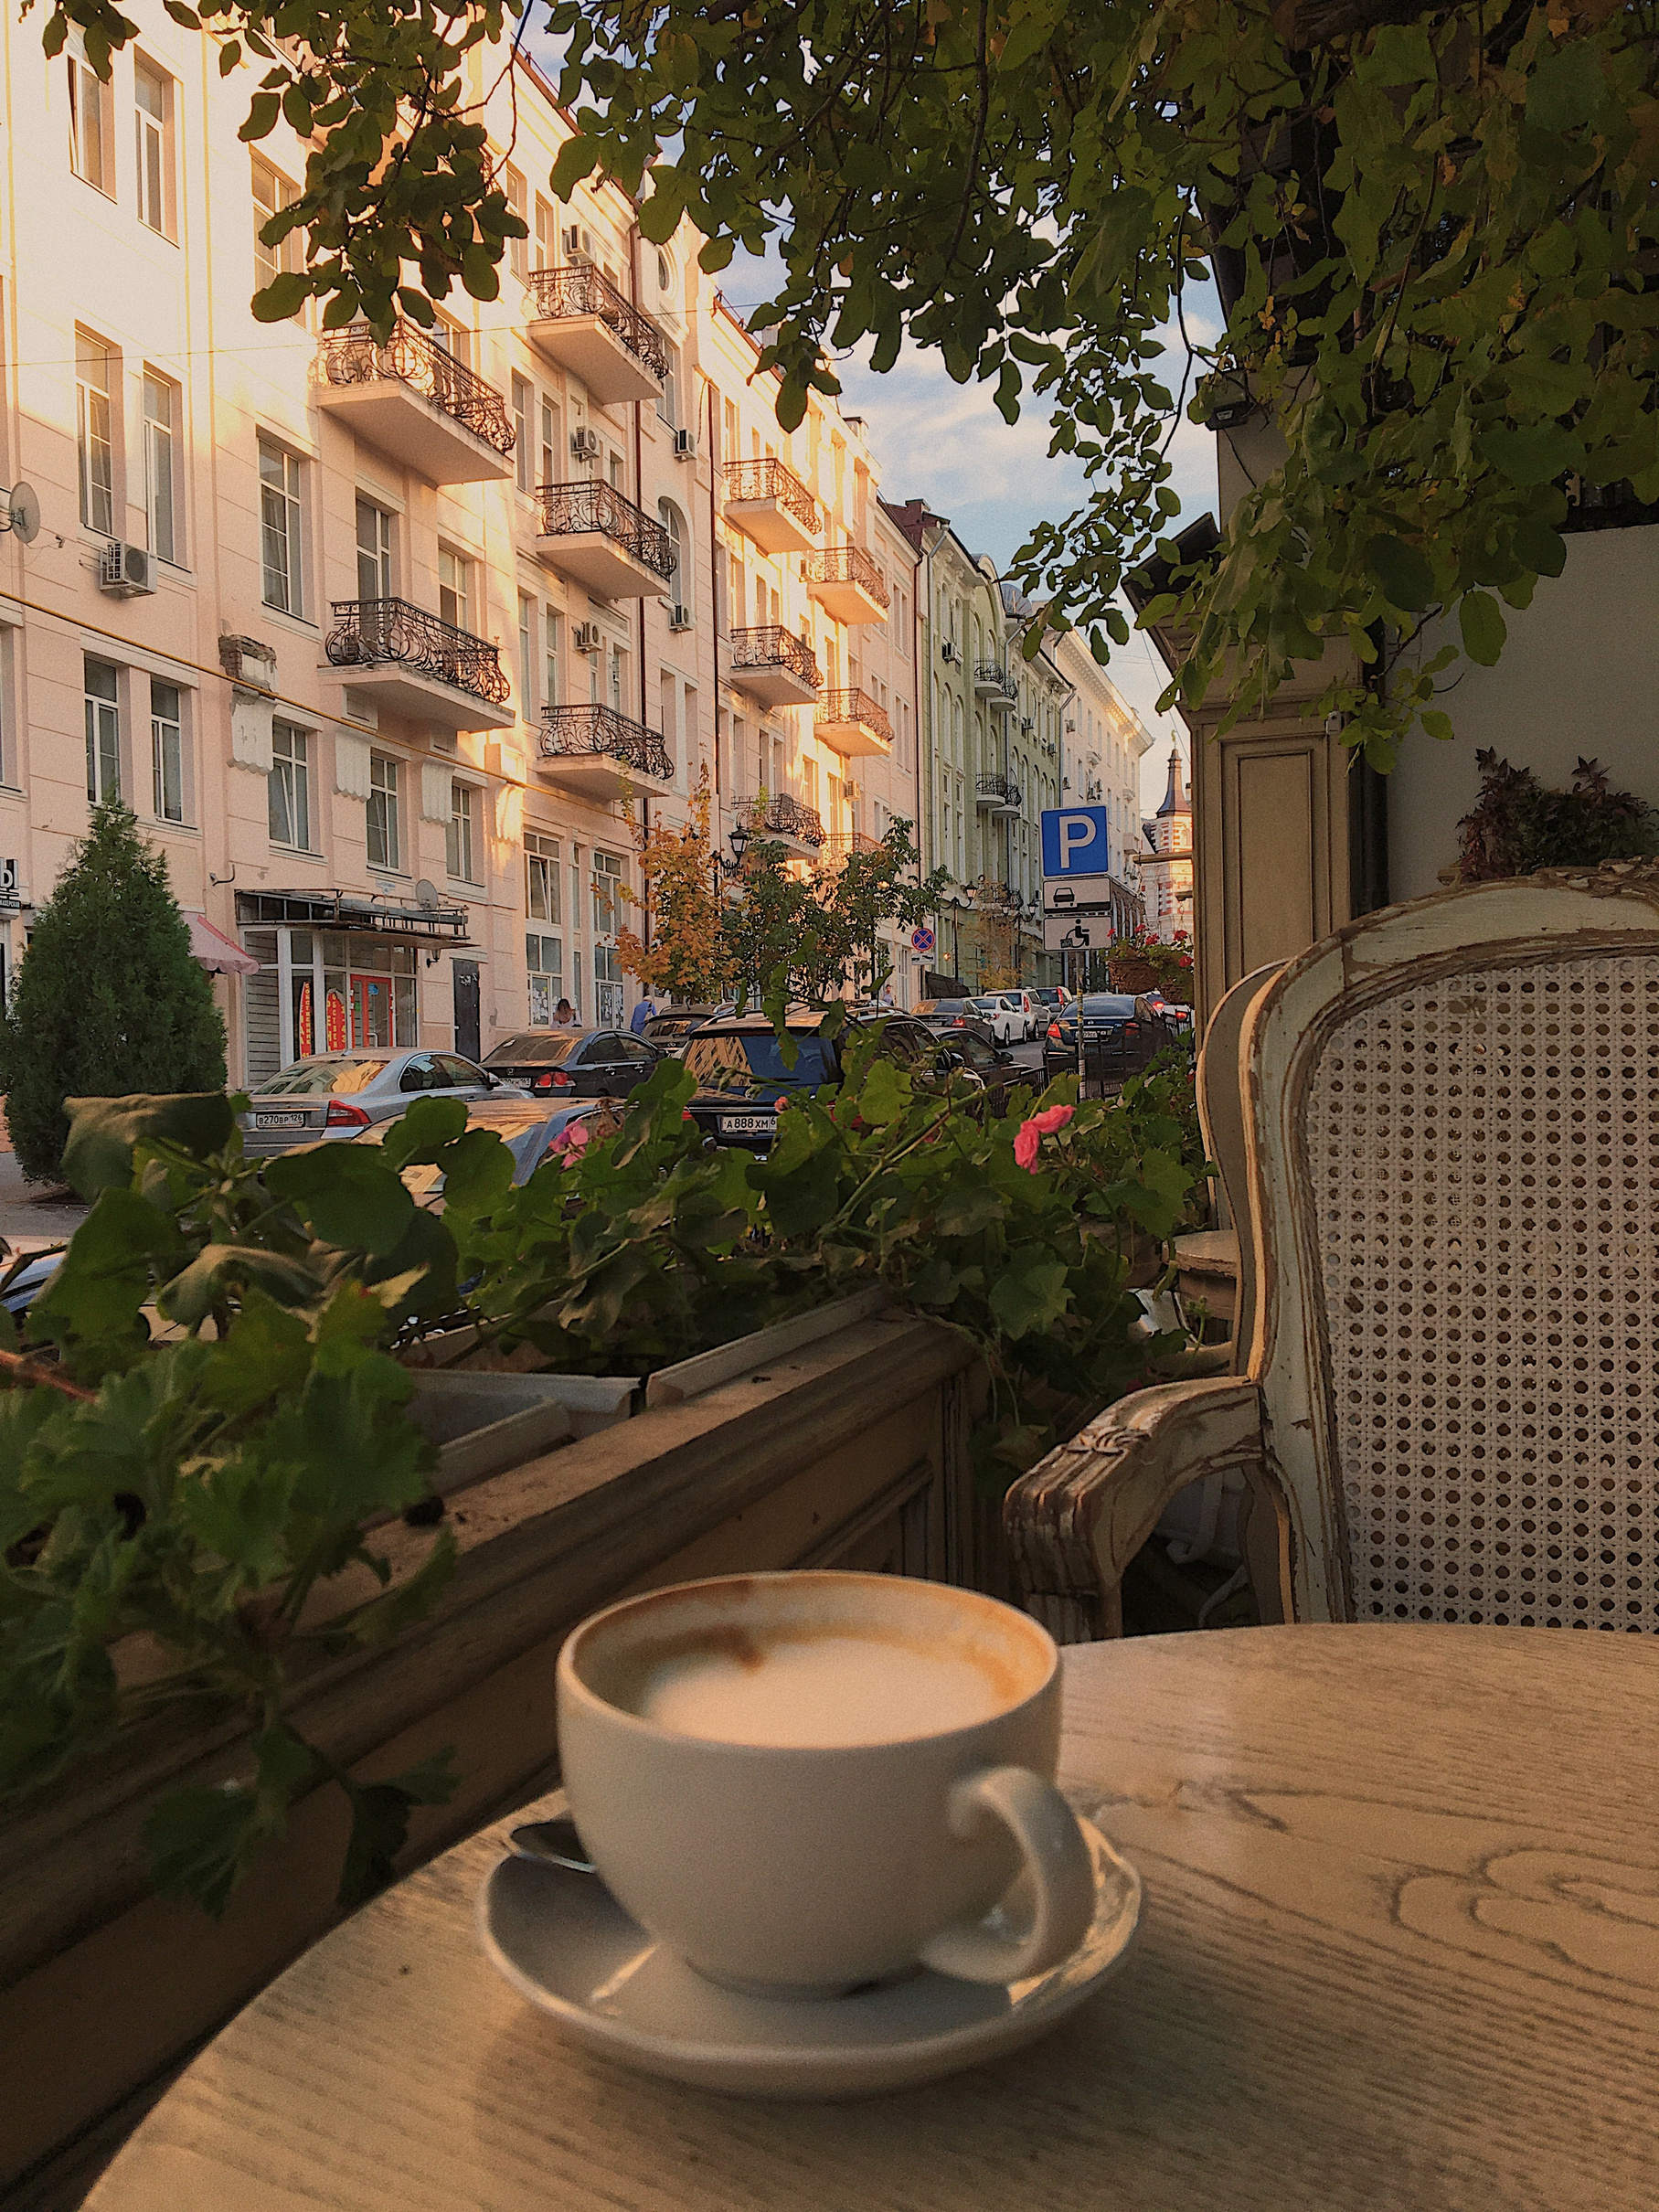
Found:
[1004,1377,1272,1643]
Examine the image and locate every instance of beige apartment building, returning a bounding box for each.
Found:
[0,13,920,1090]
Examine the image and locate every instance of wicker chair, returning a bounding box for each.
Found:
[1006,877,1659,1639]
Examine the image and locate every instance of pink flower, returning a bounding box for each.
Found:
[549,1118,592,1168]
[1013,1103,1075,1172]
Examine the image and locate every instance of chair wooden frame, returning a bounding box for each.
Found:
[1006,877,1659,1636]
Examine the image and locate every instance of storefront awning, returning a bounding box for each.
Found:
[187,913,261,975]
[235,888,472,945]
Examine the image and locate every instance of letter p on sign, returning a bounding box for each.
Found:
[1058,814,1094,868]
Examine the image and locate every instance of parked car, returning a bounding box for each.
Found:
[483,1027,667,1098]
[239,1049,523,1157]
[640,1005,723,1048]
[998,989,1042,1039]
[1040,993,1148,1086]
[681,1011,967,1153]
[968,994,1029,1047]
[913,998,1004,1054]
[1031,985,1075,1016]
[354,1096,620,1207]
[926,1026,1025,1116]
[1140,992,1196,1038]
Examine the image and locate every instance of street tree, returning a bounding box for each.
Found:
[32,0,1659,762]
[616,773,726,1005]
[0,802,227,1180]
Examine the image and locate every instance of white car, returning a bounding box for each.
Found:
[969,994,1027,1046]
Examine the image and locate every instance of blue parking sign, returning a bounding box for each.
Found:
[1041,806,1110,877]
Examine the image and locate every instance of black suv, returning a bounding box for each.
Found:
[682,1012,984,1152]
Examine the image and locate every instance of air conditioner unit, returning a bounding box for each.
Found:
[672,428,697,461]
[667,603,692,632]
[99,541,154,599]
[940,640,957,663]
[572,622,602,654]
[570,426,601,462]
[562,225,596,263]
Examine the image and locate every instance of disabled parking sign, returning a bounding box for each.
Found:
[1041,806,1110,878]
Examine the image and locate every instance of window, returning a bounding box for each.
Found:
[607,644,624,712]
[133,61,175,237]
[143,372,180,565]
[251,155,301,293]
[656,342,679,429]
[526,931,562,1026]
[608,449,624,493]
[505,373,533,493]
[543,609,561,708]
[432,319,472,375]
[656,249,672,293]
[438,545,470,633]
[76,334,115,536]
[84,660,119,803]
[504,166,527,282]
[723,397,738,463]
[517,591,535,711]
[539,398,559,490]
[367,752,400,871]
[658,500,686,609]
[592,848,623,936]
[534,195,556,271]
[526,830,560,923]
[447,781,478,882]
[593,944,623,1026]
[260,441,305,615]
[355,496,392,601]
[68,54,113,194]
[150,679,184,822]
[269,720,311,848]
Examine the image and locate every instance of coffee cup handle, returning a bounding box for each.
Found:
[916,1765,1096,1984]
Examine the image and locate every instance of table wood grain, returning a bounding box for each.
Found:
[84,1626,1659,2212]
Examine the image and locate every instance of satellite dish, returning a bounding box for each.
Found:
[1,484,39,544]
[414,878,440,912]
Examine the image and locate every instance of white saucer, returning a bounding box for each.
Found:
[476,1804,1142,2100]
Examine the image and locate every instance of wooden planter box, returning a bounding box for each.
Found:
[0,1303,983,2193]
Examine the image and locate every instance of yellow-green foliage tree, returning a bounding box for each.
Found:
[615,773,725,1004]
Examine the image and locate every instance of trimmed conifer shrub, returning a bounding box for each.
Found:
[0,802,227,1181]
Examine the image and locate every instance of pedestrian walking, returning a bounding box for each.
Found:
[629,996,658,1035]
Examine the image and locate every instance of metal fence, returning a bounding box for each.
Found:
[319,323,516,455]
[324,597,509,704]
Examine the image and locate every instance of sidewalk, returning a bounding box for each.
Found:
[0,1150,90,1251]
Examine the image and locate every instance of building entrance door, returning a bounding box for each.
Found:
[452,959,481,1062]
[350,974,396,1048]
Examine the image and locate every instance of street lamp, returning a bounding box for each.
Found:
[711,817,751,889]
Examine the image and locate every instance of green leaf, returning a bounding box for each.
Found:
[264,1146,415,1256]
[156,1243,325,1328]
[144,1725,316,1917]
[987,1256,1071,1341]
[336,1749,459,1909]
[252,271,312,324]
[61,1094,235,1200]
[1459,590,1508,667]
[1478,423,1582,488]
[1526,41,1612,133]
[30,1187,178,1350]
[324,1524,456,1653]
[1420,710,1455,742]
[1511,515,1568,579]
[1363,536,1434,612]
[378,1096,468,1169]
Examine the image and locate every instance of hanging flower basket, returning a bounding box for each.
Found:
[1108,955,1162,994]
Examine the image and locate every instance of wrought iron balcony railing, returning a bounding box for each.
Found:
[723,458,820,536]
[975,660,1017,697]
[819,829,882,860]
[739,792,826,847]
[976,773,1024,811]
[728,626,821,691]
[816,686,893,746]
[538,702,672,782]
[526,264,671,383]
[535,481,677,581]
[803,541,890,608]
[318,323,516,456]
[324,598,510,704]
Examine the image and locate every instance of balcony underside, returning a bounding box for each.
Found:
[536,531,672,600]
[317,660,514,733]
[315,381,513,485]
[527,315,664,407]
[728,661,819,708]
[726,497,821,558]
[805,575,888,624]
[537,752,671,801]
[815,714,891,761]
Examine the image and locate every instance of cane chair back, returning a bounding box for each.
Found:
[1242,878,1659,1631]
[1195,963,1281,1367]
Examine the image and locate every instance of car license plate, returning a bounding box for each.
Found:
[255,1112,309,1130]
[720,1113,775,1135]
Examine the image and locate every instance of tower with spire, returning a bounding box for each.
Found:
[1139,747,1195,943]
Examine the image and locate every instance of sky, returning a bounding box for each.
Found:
[717,248,1223,817]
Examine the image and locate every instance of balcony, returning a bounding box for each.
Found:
[814,686,892,760]
[723,458,822,557]
[727,625,821,708]
[974,660,1018,706]
[737,791,825,855]
[535,481,675,600]
[526,265,668,407]
[803,542,889,624]
[321,599,514,731]
[315,323,515,484]
[975,773,1024,815]
[818,828,883,863]
[537,701,673,800]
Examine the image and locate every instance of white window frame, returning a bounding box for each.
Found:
[512,375,532,494]
[133,59,176,239]
[446,780,479,885]
[526,929,562,1026]
[517,591,536,714]
[143,370,182,566]
[84,659,121,804]
[367,751,401,872]
[526,829,560,925]
[150,678,185,823]
[543,610,561,709]
[251,154,302,297]
[437,544,471,634]
[355,496,392,601]
[260,440,306,617]
[269,719,312,851]
[68,55,113,196]
[591,848,623,938]
[76,333,115,537]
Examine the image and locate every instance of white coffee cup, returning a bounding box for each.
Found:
[556,1569,1097,1998]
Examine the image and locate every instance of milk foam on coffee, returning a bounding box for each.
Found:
[633,1628,1004,1746]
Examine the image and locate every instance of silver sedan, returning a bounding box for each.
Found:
[239,1049,526,1157]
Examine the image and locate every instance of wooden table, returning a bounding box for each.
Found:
[86,1627,1659,2212]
